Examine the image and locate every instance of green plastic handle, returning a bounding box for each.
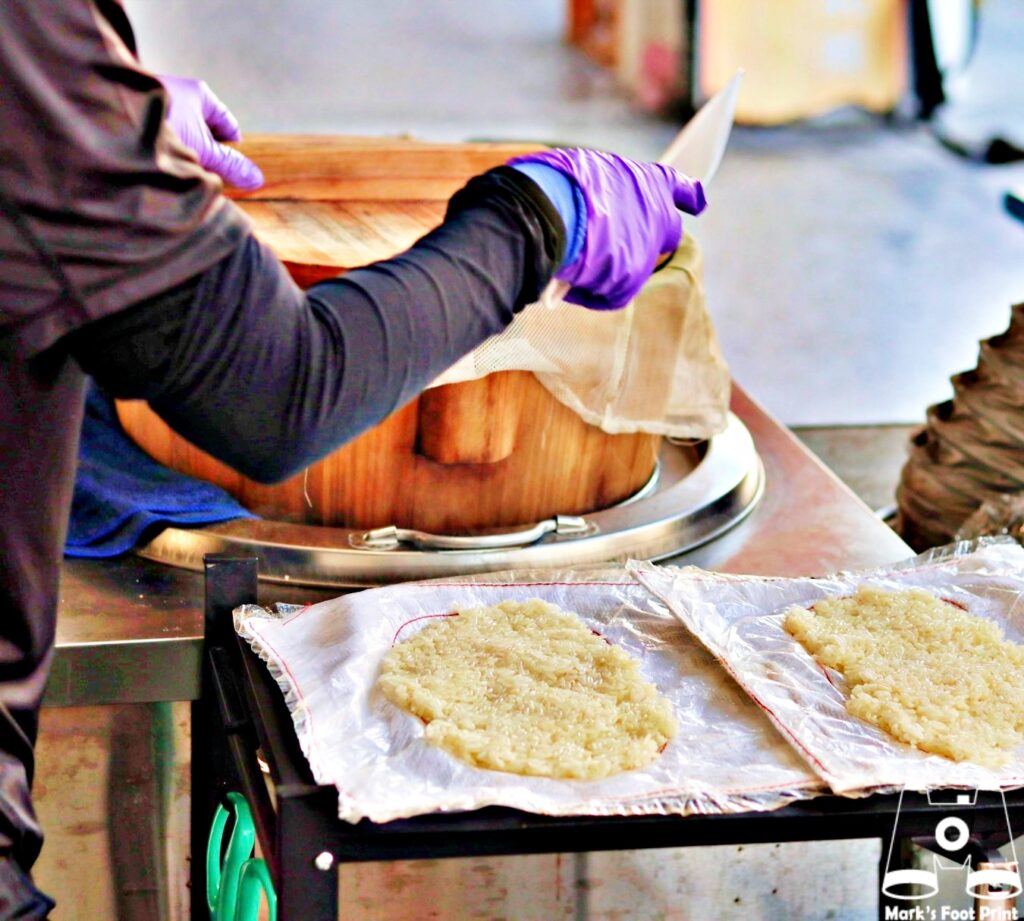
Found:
[206,803,230,915]
[206,792,256,921]
[235,858,277,921]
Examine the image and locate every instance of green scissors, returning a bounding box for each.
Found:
[207,791,278,921]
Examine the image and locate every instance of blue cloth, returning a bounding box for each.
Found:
[509,162,587,268]
[66,386,255,558]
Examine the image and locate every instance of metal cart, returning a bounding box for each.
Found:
[194,555,1023,921]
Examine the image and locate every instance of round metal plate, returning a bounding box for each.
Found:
[137,412,764,587]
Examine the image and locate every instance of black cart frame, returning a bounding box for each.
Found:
[192,555,1023,921]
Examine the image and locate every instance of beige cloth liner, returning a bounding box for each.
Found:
[429,76,741,440]
[431,237,730,438]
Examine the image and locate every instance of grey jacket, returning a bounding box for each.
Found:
[0,0,247,358]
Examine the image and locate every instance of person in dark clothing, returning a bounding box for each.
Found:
[0,2,705,915]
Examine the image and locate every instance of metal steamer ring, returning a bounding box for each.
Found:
[138,413,764,587]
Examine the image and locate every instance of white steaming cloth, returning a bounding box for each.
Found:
[234,568,820,823]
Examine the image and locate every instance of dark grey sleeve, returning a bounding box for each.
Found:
[65,169,564,483]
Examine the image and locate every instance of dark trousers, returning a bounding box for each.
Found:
[0,348,85,916]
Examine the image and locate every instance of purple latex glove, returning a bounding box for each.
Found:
[508,149,706,309]
[159,75,264,191]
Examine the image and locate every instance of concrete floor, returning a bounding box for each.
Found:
[792,423,916,514]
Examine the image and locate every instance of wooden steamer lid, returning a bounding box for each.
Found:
[116,136,661,533]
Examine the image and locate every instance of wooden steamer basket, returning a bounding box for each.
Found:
[116,137,662,535]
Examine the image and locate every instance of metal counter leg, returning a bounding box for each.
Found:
[277,792,339,921]
[108,703,167,921]
[191,555,259,921]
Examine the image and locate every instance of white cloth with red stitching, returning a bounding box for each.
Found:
[233,568,821,824]
[629,540,1024,796]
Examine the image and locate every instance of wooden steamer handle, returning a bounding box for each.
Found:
[416,371,526,465]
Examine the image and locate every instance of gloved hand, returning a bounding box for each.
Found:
[509,149,706,309]
[159,76,264,191]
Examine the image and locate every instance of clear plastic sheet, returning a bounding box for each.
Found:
[234,568,822,824]
[630,539,1024,795]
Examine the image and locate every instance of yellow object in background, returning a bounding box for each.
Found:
[698,0,908,124]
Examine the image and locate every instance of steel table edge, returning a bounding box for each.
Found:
[282,794,1024,864]
[43,635,203,707]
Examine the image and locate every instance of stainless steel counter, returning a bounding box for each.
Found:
[50,384,911,707]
